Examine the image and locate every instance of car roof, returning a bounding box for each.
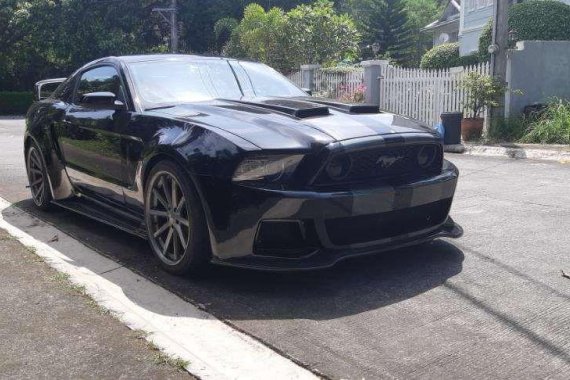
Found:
[91,54,252,65]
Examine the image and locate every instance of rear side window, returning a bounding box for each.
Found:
[75,66,124,103]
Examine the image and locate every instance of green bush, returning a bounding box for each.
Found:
[510,0,570,42]
[478,20,493,61]
[420,43,480,70]
[521,99,570,144]
[420,43,461,69]
[459,53,480,67]
[0,92,34,115]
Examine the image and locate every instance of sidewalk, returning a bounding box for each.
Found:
[0,228,192,379]
[445,142,570,162]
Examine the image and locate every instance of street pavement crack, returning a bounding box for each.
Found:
[98,265,124,275]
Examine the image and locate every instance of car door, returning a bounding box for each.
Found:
[56,65,130,205]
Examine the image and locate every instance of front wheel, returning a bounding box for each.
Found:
[144,161,210,275]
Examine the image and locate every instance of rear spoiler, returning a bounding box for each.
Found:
[34,78,67,101]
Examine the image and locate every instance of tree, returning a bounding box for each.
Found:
[286,0,360,66]
[223,4,291,70]
[404,0,442,66]
[341,0,414,66]
[178,0,312,53]
[0,0,167,91]
[376,0,414,65]
[222,1,360,71]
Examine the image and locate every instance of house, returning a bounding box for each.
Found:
[422,0,461,47]
[424,0,570,57]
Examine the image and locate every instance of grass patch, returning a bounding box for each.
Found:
[0,234,17,242]
[51,272,88,295]
[487,99,570,144]
[132,329,149,340]
[520,99,570,144]
[146,340,190,371]
[153,352,190,371]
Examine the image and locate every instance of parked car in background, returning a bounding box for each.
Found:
[25,55,462,274]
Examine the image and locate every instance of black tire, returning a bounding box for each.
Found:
[144,160,210,275]
[26,141,52,211]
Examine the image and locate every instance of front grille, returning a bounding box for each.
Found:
[325,198,452,246]
[315,143,443,186]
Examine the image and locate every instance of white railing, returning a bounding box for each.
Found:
[287,67,365,101]
[379,62,491,127]
[313,68,364,100]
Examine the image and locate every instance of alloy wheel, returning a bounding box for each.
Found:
[27,147,46,206]
[147,171,192,265]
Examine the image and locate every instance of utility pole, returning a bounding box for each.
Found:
[153,0,178,53]
[490,0,510,120]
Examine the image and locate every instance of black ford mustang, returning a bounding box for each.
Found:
[25,55,462,274]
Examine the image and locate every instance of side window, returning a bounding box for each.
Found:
[75,66,124,104]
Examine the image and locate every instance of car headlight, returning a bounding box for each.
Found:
[233,154,304,183]
[417,145,438,168]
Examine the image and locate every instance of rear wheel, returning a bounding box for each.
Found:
[26,142,52,210]
[144,161,210,275]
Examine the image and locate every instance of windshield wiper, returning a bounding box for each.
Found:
[145,105,177,111]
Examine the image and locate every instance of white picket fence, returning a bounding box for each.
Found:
[380,62,491,127]
[288,70,302,87]
[313,68,364,100]
[287,68,364,101]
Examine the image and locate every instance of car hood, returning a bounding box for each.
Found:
[150,97,437,150]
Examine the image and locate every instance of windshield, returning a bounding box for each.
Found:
[127,59,306,109]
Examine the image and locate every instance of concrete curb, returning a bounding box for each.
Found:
[445,143,570,163]
[0,198,318,380]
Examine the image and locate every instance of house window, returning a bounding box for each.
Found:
[467,0,493,11]
[477,0,489,8]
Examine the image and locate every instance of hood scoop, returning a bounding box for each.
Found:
[226,99,330,118]
[301,98,380,114]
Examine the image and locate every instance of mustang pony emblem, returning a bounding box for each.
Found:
[376,155,404,168]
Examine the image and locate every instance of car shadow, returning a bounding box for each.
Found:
[3,200,464,321]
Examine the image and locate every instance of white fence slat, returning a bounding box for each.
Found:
[378,62,489,127]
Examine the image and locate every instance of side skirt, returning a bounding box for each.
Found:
[52,196,147,239]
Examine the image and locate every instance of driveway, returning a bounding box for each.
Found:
[1,118,569,379]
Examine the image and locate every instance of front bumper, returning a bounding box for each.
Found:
[203,160,462,270]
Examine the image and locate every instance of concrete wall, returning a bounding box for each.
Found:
[505,41,570,117]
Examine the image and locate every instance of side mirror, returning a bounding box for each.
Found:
[302,88,313,96]
[34,78,66,101]
[80,92,125,110]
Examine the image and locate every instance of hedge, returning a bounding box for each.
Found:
[420,43,460,69]
[420,43,480,70]
[0,92,34,115]
[479,1,570,60]
[478,20,493,60]
[510,0,570,41]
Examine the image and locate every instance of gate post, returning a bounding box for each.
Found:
[300,64,320,92]
[362,60,389,106]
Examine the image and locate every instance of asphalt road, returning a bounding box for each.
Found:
[1,118,569,379]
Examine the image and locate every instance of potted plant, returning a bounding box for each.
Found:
[460,72,506,141]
